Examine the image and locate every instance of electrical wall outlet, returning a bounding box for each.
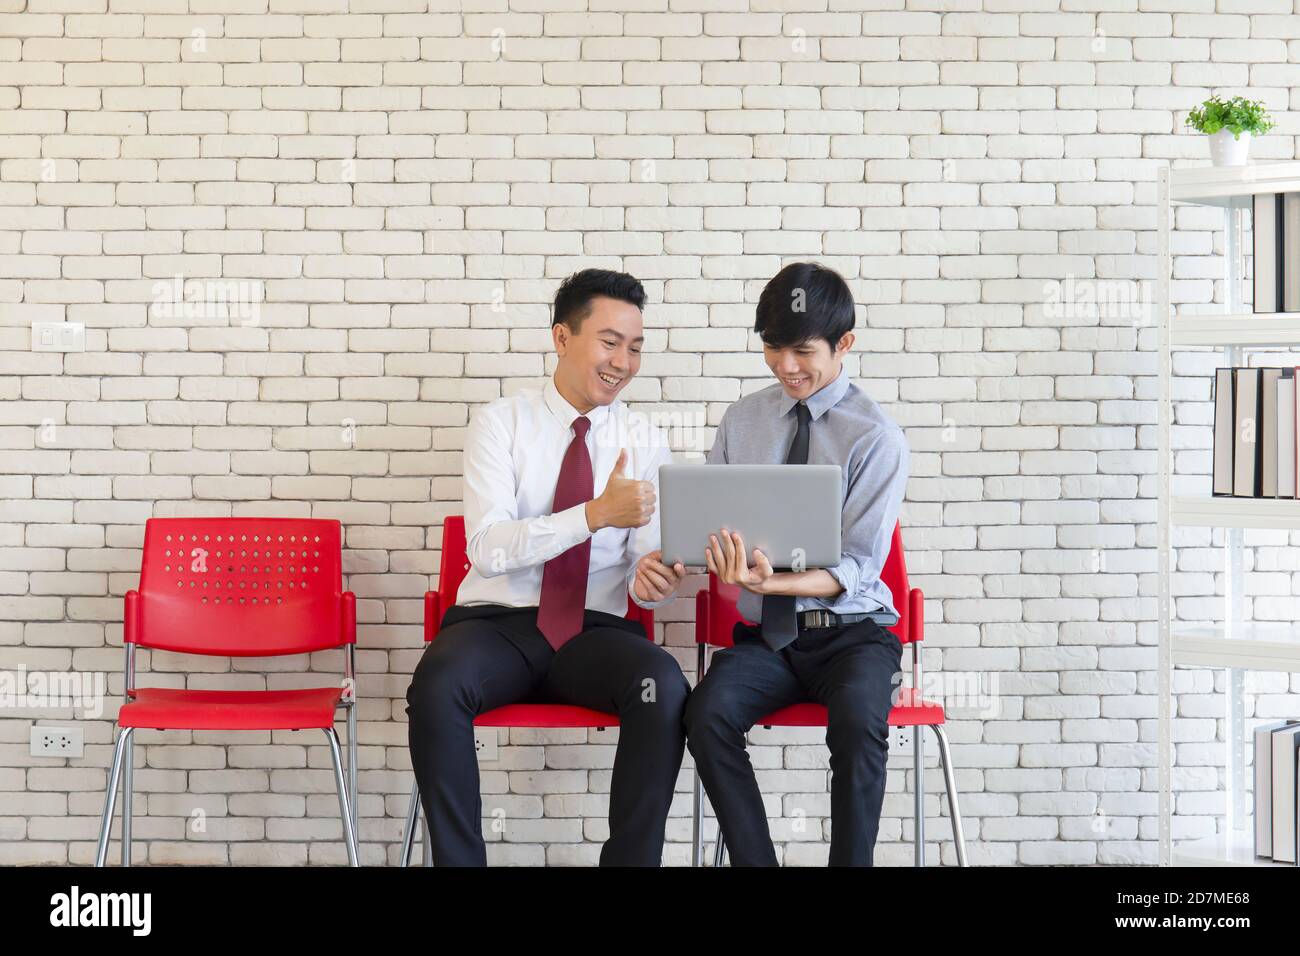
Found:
[887,725,937,759]
[31,321,85,353]
[30,726,83,758]
[474,728,498,762]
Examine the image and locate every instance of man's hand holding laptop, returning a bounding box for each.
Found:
[632,550,687,603]
[705,528,776,593]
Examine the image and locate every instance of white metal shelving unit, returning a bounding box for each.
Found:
[1158,159,1300,867]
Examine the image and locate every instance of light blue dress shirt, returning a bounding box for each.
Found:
[705,366,910,626]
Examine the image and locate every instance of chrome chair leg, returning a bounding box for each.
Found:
[400,781,420,867]
[121,728,134,867]
[914,723,924,866]
[692,770,704,867]
[931,724,969,867]
[421,811,433,866]
[347,705,358,838]
[95,727,133,867]
[325,728,359,866]
[712,834,727,867]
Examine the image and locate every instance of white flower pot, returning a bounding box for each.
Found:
[1208,128,1252,167]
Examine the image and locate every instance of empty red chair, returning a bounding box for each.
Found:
[399,515,654,866]
[95,517,359,867]
[691,522,968,867]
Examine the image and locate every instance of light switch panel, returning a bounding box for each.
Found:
[31,321,86,353]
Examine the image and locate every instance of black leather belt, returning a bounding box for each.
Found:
[798,610,881,629]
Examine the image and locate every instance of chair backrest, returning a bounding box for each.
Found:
[704,521,912,647]
[438,515,472,606]
[130,517,349,657]
[435,515,653,638]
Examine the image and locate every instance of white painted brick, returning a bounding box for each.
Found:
[0,2,1276,868]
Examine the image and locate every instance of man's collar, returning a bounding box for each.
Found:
[544,377,613,431]
[777,365,851,421]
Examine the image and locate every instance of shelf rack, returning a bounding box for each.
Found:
[1158,159,1300,866]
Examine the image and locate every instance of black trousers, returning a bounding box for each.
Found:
[405,603,690,866]
[685,618,902,866]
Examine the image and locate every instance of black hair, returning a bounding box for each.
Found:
[552,269,646,331]
[754,261,856,351]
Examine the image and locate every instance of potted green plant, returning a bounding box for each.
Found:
[1185,95,1275,167]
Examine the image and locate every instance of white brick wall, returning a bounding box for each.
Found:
[1,0,1294,866]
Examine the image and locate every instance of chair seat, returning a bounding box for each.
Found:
[757,690,945,729]
[475,703,619,729]
[889,686,946,727]
[118,686,346,731]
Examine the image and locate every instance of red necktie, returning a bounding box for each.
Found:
[537,415,593,650]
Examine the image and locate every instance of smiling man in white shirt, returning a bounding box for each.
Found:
[406,269,690,866]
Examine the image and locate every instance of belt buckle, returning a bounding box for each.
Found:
[807,610,831,628]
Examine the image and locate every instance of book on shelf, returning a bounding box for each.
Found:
[1286,194,1300,313]
[1282,372,1297,497]
[1253,191,1286,313]
[1214,368,1235,496]
[1212,365,1300,498]
[1263,368,1282,497]
[1233,367,1261,496]
[1255,720,1300,858]
[1274,724,1300,863]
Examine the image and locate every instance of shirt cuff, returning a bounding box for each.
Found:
[627,569,677,610]
[554,502,595,551]
[825,556,861,603]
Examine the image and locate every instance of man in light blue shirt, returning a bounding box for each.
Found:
[686,261,909,866]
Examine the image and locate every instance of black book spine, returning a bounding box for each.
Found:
[1277,192,1286,314]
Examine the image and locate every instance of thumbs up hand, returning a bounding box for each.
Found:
[584,449,656,531]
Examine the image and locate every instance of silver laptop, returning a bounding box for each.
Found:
[659,464,842,570]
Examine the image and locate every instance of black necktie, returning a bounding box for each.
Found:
[760,401,811,651]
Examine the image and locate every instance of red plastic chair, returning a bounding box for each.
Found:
[691,522,968,867]
[94,517,360,867]
[399,515,655,866]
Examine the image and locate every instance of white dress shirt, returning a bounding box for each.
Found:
[455,378,676,616]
